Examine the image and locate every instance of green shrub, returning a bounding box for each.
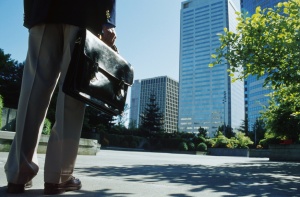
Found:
[227,138,239,149]
[197,142,207,151]
[107,134,123,146]
[160,138,182,149]
[193,136,206,145]
[178,141,188,151]
[155,141,163,150]
[206,139,215,148]
[125,135,144,148]
[129,140,138,148]
[205,132,254,149]
[188,142,195,151]
[142,141,150,149]
[106,134,145,148]
[121,140,129,148]
[235,132,253,148]
[42,118,52,135]
[101,137,109,146]
[99,130,109,145]
[259,133,282,148]
[213,134,230,148]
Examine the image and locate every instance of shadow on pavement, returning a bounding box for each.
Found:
[0,159,299,196]
[0,186,133,197]
[74,160,300,197]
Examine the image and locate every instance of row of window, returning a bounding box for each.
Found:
[183,20,224,31]
[180,72,225,81]
[179,85,226,92]
[182,36,218,46]
[141,77,178,85]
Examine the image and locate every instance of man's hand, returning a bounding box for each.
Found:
[101,25,117,47]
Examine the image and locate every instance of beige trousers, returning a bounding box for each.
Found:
[5,24,86,184]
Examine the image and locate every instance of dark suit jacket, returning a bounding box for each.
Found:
[23,0,116,35]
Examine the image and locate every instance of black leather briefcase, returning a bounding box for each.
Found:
[63,29,134,116]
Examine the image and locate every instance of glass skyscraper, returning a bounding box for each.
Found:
[130,76,179,133]
[178,0,244,136]
[241,0,287,131]
[129,79,141,128]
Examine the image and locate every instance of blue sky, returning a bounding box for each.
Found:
[0,0,184,81]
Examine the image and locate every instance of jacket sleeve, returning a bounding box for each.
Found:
[23,0,34,28]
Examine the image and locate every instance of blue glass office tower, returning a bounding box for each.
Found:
[241,0,287,131]
[178,0,244,136]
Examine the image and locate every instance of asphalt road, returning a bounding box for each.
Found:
[0,150,299,196]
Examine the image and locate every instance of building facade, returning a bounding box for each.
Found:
[241,0,287,131]
[178,0,244,136]
[130,76,179,133]
[129,79,141,128]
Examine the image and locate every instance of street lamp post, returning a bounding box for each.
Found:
[222,91,226,135]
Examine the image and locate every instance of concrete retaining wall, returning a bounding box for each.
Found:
[0,130,98,155]
[269,144,300,162]
[249,149,270,158]
[208,148,249,157]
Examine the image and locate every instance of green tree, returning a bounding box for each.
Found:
[210,0,300,88]
[198,126,208,138]
[261,85,300,141]
[216,124,235,138]
[0,49,24,109]
[237,117,249,136]
[83,106,114,133]
[140,93,164,135]
[251,118,266,145]
[210,0,300,141]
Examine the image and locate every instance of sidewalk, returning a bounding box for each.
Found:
[0,150,299,196]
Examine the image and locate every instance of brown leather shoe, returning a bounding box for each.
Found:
[7,180,33,194]
[44,176,82,195]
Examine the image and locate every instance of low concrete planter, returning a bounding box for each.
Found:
[195,151,207,155]
[269,144,300,162]
[249,149,270,158]
[208,148,249,157]
[0,130,98,155]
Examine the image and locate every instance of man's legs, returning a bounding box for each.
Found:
[5,24,85,189]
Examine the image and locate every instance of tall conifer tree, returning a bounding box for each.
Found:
[140,93,164,134]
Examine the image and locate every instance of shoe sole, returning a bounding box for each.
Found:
[44,185,82,195]
[7,188,25,194]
